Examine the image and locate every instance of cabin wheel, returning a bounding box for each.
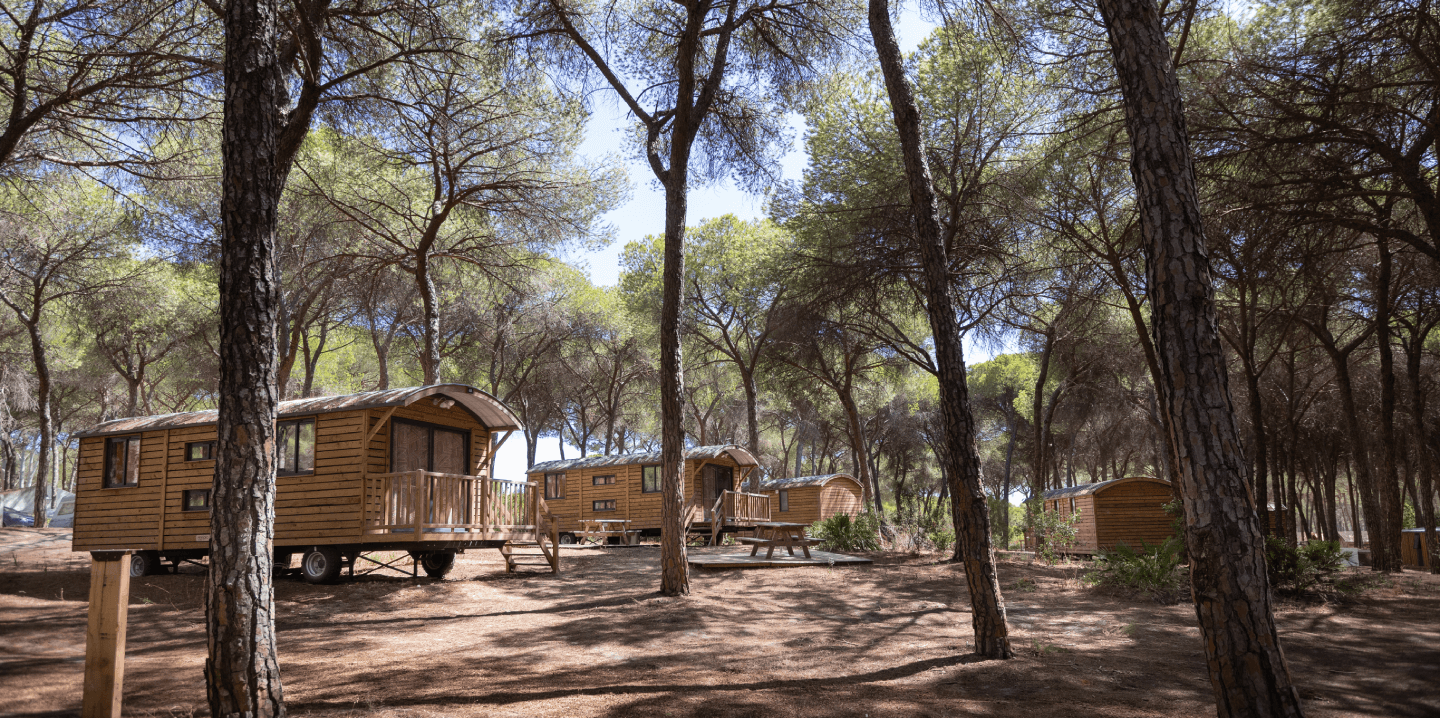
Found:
[129,551,161,578]
[418,550,456,578]
[558,533,576,545]
[300,546,343,584]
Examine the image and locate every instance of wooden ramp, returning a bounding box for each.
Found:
[688,549,872,570]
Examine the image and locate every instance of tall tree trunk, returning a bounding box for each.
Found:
[1095,0,1303,714]
[1405,321,1439,572]
[658,171,690,596]
[868,0,1012,660]
[744,368,761,492]
[837,388,880,517]
[1244,363,1270,535]
[417,258,441,386]
[25,318,50,527]
[1030,338,1055,498]
[209,0,286,712]
[1328,351,1386,564]
[1374,239,1404,571]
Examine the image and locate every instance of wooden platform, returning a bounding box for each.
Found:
[688,549,873,569]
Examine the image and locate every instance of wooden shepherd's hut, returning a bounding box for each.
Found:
[71,384,559,582]
[1030,476,1174,554]
[527,444,770,543]
[760,474,865,525]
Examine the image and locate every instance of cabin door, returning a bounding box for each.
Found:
[703,464,734,520]
[390,420,471,527]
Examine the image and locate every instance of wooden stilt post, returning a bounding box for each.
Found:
[82,550,133,718]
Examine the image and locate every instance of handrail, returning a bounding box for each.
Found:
[362,471,539,535]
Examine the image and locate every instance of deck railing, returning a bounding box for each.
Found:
[722,490,772,524]
[362,470,539,536]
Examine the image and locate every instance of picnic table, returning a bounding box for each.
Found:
[578,519,638,546]
[734,521,822,559]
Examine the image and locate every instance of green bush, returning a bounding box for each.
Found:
[811,511,883,552]
[1024,503,1081,563]
[1266,537,1345,594]
[1086,538,1185,600]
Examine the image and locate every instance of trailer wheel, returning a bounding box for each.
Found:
[558,533,576,545]
[419,550,456,578]
[129,551,161,578]
[300,546,343,584]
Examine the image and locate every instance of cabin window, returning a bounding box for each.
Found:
[185,441,215,461]
[592,474,615,486]
[182,489,211,512]
[103,436,142,488]
[545,472,565,499]
[641,465,660,493]
[779,489,789,512]
[276,419,316,475]
[1069,498,1076,514]
[593,499,616,512]
[390,419,469,475]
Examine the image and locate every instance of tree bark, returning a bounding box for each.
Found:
[1095,0,1303,714]
[417,256,441,386]
[208,0,286,713]
[658,170,690,596]
[868,0,1011,660]
[24,317,51,527]
[744,368,761,492]
[1403,317,1439,572]
[1373,239,1404,571]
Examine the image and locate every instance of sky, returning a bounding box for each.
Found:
[492,11,996,481]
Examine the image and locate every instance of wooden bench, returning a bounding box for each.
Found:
[734,535,823,559]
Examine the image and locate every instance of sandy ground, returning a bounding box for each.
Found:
[1,527,1437,718]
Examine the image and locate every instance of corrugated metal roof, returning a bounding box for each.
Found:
[528,444,759,474]
[1040,476,1169,500]
[76,384,523,437]
[761,473,857,490]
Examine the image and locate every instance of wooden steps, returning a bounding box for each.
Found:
[500,529,560,573]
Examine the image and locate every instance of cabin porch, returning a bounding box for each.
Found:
[692,489,774,545]
[360,470,560,571]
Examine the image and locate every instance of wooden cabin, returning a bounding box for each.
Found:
[760,474,865,525]
[71,384,559,582]
[526,444,770,543]
[1028,476,1174,554]
[1401,528,1435,569]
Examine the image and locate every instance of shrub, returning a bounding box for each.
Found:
[887,501,955,554]
[1024,503,1081,563]
[811,511,883,552]
[1266,537,1346,594]
[1086,538,1185,600]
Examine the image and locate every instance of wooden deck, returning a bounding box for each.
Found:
[688,549,873,569]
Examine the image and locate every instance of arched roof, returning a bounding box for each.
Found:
[76,384,523,438]
[1039,476,1170,501]
[528,444,759,474]
[761,473,860,490]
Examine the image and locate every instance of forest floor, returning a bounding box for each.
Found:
[2,526,1438,718]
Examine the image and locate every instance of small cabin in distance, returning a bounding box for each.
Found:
[72,384,559,582]
[1027,476,1174,554]
[760,474,865,526]
[526,444,770,542]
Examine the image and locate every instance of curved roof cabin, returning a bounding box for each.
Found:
[1033,476,1174,554]
[527,444,768,540]
[761,474,865,525]
[71,385,549,563]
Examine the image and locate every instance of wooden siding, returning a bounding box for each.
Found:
[764,477,864,525]
[1092,481,1173,550]
[529,455,748,533]
[73,401,493,553]
[1401,530,1434,569]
